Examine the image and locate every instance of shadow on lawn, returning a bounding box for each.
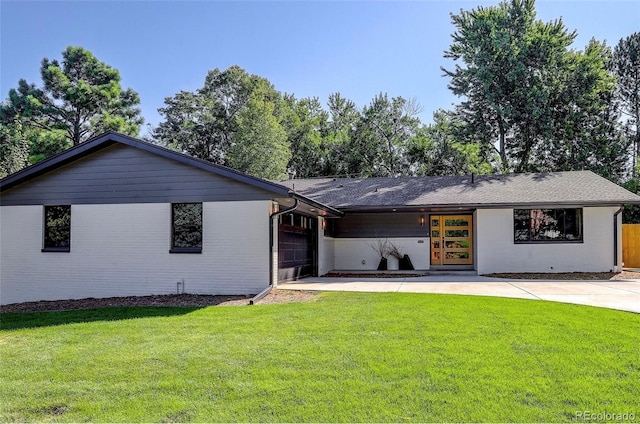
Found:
[0,306,203,331]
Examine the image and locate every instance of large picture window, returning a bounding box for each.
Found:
[514,208,583,243]
[43,205,71,252]
[171,203,203,253]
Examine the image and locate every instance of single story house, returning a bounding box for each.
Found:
[1,132,639,305]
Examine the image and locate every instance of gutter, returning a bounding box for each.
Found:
[267,198,299,290]
[249,285,273,305]
[613,206,624,272]
[338,201,640,213]
[289,192,343,217]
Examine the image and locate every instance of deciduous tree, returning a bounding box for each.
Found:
[154,66,256,164]
[543,40,628,181]
[0,118,29,177]
[227,89,290,179]
[349,93,421,177]
[442,0,622,177]
[281,95,328,178]
[322,92,360,176]
[407,110,493,176]
[612,32,640,175]
[154,66,290,178]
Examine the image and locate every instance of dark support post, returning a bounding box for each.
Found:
[613,206,624,271]
[269,199,299,286]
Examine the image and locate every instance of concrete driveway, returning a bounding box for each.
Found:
[278,274,640,313]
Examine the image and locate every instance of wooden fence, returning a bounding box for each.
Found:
[622,224,640,268]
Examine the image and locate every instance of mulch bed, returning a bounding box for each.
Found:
[325,272,428,278]
[3,271,637,314]
[252,289,319,305]
[0,290,319,314]
[484,271,640,280]
[325,271,640,281]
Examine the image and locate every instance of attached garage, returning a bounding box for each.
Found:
[278,212,316,282]
[0,132,342,305]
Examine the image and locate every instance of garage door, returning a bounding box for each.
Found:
[278,213,316,282]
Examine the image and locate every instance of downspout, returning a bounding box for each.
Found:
[267,198,299,289]
[613,206,624,272]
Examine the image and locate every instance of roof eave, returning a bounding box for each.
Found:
[337,200,640,212]
[289,192,344,217]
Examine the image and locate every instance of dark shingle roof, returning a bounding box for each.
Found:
[279,171,640,209]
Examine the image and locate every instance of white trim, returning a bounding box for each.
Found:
[332,237,430,271]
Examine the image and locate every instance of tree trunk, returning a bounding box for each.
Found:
[497,118,508,172]
[73,110,82,146]
[516,133,535,173]
[635,110,640,175]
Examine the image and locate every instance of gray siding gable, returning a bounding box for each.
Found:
[1,134,288,206]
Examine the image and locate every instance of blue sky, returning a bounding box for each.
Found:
[1,1,638,133]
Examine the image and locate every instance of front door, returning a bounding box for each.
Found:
[430,215,473,266]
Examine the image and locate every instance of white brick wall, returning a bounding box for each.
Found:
[0,201,271,305]
[476,206,619,274]
[333,237,430,271]
[317,218,335,276]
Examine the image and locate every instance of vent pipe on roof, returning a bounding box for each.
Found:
[471,173,475,184]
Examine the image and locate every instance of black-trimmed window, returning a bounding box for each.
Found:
[43,205,71,252]
[514,208,583,243]
[171,203,202,253]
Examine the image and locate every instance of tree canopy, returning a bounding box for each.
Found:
[442,0,627,181]
[153,66,291,179]
[0,46,143,176]
[1,46,143,146]
[612,32,640,175]
[2,6,639,222]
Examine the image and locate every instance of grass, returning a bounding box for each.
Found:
[1,292,639,422]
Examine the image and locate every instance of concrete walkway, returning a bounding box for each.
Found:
[278,274,640,313]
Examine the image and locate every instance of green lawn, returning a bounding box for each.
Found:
[1,292,639,423]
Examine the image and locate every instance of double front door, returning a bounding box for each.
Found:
[430,215,473,266]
